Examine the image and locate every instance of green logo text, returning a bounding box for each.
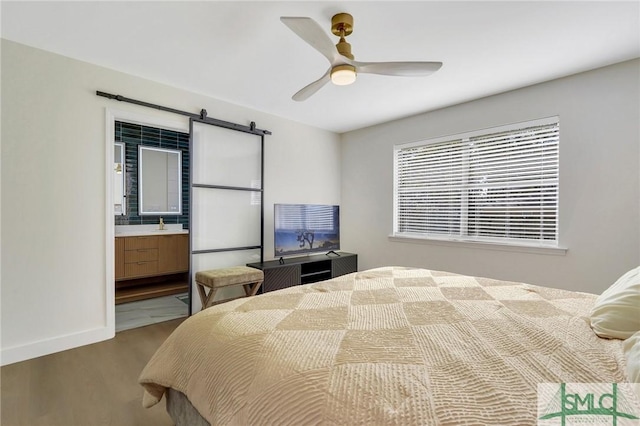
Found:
[539,383,639,425]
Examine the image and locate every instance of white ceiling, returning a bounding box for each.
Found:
[2,1,639,133]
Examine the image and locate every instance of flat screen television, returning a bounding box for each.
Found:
[274,204,340,257]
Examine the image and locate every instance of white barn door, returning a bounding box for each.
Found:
[189,118,264,313]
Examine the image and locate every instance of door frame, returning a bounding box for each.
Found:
[104,107,189,333]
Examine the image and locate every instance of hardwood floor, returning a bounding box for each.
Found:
[1,318,185,426]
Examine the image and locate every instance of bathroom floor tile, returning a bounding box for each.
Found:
[116,293,189,332]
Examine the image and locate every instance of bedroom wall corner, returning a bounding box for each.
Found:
[340,59,640,294]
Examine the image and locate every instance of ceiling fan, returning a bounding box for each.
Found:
[281,13,443,102]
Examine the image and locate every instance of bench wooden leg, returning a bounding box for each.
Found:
[197,282,218,309]
[199,280,262,309]
[243,280,263,297]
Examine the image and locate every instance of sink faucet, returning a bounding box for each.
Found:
[159,217,165,230]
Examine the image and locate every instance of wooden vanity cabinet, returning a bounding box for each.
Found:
[158,234,189,274]
[115,237,125,280]
[115,233,189,304]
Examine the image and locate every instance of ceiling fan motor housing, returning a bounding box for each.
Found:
[336,39,354,59]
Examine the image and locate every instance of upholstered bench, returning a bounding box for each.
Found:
[195,266,264,309]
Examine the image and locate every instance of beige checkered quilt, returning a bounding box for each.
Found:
[139,267,630,425]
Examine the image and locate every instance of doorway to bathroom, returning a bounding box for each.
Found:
[108,109,190,332]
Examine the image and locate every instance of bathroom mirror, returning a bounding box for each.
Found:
[138,146,182,215]
[114,143,126,215]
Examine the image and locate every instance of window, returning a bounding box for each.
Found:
[393,117,559,247]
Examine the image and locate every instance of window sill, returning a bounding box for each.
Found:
[388,234,567,256]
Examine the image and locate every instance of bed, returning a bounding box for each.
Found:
[139,266,637,425]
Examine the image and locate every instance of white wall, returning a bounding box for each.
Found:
[341,59,640,295]
[3,38,637,366]
[0,40,340,365]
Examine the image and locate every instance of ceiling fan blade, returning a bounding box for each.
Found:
[281,17,340,64]
[354,61,443,77]
[292,69,331,102]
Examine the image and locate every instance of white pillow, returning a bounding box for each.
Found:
[590,266,640,340]
[623,330,640,401]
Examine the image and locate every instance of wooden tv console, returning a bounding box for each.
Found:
[247,252,357,293]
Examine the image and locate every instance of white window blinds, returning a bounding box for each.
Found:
[394,118,559,247]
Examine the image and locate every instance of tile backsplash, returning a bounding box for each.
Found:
[114,121,189,228]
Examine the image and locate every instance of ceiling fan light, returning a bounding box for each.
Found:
[331,65,357,86]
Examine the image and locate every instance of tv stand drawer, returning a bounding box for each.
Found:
[332,255,358,278]
[262,266,300,293]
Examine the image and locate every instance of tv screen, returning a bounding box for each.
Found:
[274,204,340,257]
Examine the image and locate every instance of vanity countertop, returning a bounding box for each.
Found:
[115,224,188,237]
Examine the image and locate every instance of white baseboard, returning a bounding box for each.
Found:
[1,326,114,366]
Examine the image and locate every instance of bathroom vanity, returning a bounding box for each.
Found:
[115,225,189,304]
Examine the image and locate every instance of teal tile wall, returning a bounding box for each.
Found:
[114,121,189,228]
